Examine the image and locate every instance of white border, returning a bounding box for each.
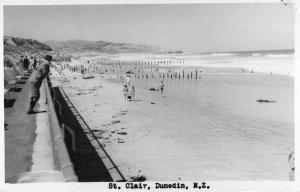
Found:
[0,2,4,187]
[0,0,299,191]
[1,0,292,5]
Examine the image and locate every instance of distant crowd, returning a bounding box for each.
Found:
[18,54,43,72]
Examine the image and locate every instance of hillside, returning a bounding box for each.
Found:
[45,40,165,54]
[4,36,53,67]
[3,36,183,67]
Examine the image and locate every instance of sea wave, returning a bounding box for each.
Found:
[252,53,261,57]
[209,53,236,57]
[266,54,293,58]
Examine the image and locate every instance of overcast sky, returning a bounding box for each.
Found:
[4,3,295,53]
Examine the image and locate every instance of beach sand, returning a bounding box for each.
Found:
[51,60,294,181]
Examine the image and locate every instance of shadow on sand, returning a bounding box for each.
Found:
[51,87,116,182]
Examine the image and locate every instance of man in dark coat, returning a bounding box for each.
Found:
[27,55,52,114]
[23,56,30,70]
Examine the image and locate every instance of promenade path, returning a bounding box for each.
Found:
[5,73,64,183]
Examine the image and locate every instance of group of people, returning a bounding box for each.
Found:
[122,75,135,101]
[122,85,135,101]
[121,74,165,102]
[19,54,40,71]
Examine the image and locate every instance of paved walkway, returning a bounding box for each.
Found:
[5,76,64,183]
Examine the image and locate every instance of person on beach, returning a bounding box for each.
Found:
[123,85,129,101]
[126,75,131,86]
[159,81,164,94]
[26,55,52,114]
[288,151,295,180]
[131,86,135,101]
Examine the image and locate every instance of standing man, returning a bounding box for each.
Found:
[23,56,30,71]
[29,56,34,69]
[32,56,38,70]
[27,55,52,114]
[19,55,24,66]
[19,55,24,72]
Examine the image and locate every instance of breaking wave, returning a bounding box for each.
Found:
[209,53,236,57]
[266,54,293,58]
[252,53,261,57]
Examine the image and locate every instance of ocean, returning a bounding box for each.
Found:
[91,49,294,76]
[175,49,294,76]
[126,73,294,180]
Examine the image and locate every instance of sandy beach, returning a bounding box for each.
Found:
[50,55,294,181]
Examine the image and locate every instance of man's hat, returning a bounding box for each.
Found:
[44,55,53,61]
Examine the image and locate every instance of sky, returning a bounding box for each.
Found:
[3,3,295,53]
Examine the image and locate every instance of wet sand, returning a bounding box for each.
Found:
[51,60,294,181]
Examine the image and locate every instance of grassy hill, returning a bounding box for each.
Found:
[45,40,165,54]
[3,36,183,67]
[4,36,53,67]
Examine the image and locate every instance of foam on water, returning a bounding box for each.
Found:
[93,50,294,76]
[172,51,294,76]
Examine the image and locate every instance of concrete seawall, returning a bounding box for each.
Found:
[5,72,77,183]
